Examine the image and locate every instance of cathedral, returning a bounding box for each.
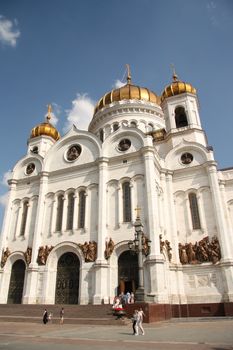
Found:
[0,67,233,317]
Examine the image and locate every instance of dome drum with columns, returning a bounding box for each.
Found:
[0,66,233,320]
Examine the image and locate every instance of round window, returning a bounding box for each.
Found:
[66,144,82,161]
[26,163,35,175]
[118,139,131,152]
[181,152,193,165]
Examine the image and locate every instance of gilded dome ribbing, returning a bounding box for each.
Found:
[30,105,60,141]
[161,72,196,102]
[94,83,160,115]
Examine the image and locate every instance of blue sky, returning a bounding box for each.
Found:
[0,0,233,227]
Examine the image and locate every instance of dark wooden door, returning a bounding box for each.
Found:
[7,260,26,304]
[55,252,80,304]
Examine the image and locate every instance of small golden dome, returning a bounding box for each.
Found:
[30,105,60,141]
[161,71,196,102]
[30,122,60,141]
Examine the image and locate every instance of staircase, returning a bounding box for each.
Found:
[0,304,129,325]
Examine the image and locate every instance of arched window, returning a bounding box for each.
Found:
[20,201,29,236]
[189,193,201,230]
[113,123,119,131]
[148,123,154,132]
[78,191,86,229]
[99,129,104,142]
[56,195,64,232]
[130,121,137,128]
[175,106,188,128]
[123,182,131,222]
[66,192,74,230]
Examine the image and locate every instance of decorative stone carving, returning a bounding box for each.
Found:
[104,238,114,259]
[178,236,221,265]
[1,247,11,268]
[66,144,81,161]
[159,235,172,261]
[141,233,150,256]
[24,247,32,266]
[37,245,53,265]
[78,241,97,262]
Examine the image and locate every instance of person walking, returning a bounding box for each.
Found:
[43,309,48,324]
[137,307,145,335]
[60,307,64,324]
[132,310,139,335]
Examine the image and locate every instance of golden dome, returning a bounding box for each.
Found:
[161,71,196,102]
[30,105,60,141]
[94,67,159,115]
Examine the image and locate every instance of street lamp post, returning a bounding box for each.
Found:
[128,213,151,302]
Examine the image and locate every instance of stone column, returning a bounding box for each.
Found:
[162,171,186,304]
[207,163,233,260]
[24,201,32,239]
[0,179,17,253]
[197,192,207,234]
[207,163,233,301]
[23,171,49,304]
[165,172,180,263]
[140,147,169,303]
[84,188,90,233]
[93,157,109,304]
[117,185,122,227]
[184,193,193,235]
[15,203,23,239]
[72,192,78,231]
[142,147,160,256]
[50,197,57,234]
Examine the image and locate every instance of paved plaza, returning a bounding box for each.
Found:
[0,318,232,350]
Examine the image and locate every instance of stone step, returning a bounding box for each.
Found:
[0,304,129,325]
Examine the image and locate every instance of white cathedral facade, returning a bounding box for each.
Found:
[0,70,233,314]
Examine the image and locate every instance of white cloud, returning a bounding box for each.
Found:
[113,79,125,89]
[206,1,218,27]
[0,15,20,47]
[1,170,11,186]
[0,170,11,208]
[0,192,8,207]
[63,94,95,133]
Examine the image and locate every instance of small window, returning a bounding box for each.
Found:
[20,201,29,236]
[175,106,188,128]
[181,152,193,165]
[113,123,119,131]
[78,191,86,229]
[189,193,201,230]
[56,195,64,231]
[118,139,131,152]
[26,163,35,175]
[130,121,137,128]
[99,129,104,142]
[148,123,154,132]
[122,182,131,222]
[66,193,74,230]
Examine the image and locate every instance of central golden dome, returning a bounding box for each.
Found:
[94,72,159,115]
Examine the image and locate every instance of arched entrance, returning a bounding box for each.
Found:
[7,260,26,304]
[118,250,138,294]
[55,252,80,304]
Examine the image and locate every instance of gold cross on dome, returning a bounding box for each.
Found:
[171,63,179,82]
[126,64,132,84]
[135,206,141,218]
[46,104,52,122]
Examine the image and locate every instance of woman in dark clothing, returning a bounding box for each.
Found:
[43,309,48,324]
